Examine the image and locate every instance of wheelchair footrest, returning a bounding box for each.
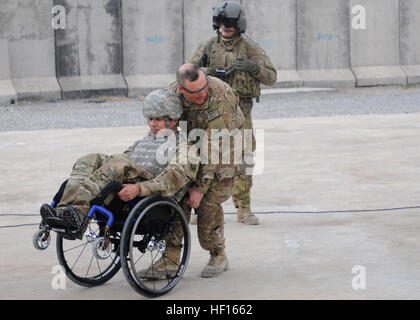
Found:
[45,217,74,230]
[45,217,85,240]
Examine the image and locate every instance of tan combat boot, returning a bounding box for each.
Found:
[136,246,181,280]
[201,249,229,278]
[237,207,259,225]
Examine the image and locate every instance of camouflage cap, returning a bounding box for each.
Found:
[143,88,183,120]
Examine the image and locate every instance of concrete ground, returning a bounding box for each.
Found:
[1,111,420,300]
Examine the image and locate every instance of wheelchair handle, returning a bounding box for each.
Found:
[88,205,114,228]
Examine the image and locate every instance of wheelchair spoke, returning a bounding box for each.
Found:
[87,223,100,237]
[141,246,159,276]
[150,250,157,292]
[107,251,119,267]
[162,255,179,268]
[63,241,89,253]
[85,254,94,279]
[95,257,102,278]
[70,241,89,271]
[162,255,172,286]
[132,251,147,270]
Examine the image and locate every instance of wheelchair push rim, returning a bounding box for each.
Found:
[120,197,191,298]
[56,219,121,287]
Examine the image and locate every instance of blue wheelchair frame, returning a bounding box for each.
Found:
[48,198,131,232]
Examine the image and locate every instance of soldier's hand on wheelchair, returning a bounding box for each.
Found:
[186,187,203,209]
[117,184,141,201]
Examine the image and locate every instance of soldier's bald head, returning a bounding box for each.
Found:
[176,63,201,87]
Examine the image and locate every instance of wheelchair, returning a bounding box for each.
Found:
[32,180,191,298]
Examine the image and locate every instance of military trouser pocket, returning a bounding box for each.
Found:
[214,166,237,180]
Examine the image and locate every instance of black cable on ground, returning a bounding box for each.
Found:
[1,205,419,229]
[225,205,420,215]
[0,214,38,216]
[0,223,39,229]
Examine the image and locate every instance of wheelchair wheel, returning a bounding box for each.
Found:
[56,219,121,287]
[120,196,191,298]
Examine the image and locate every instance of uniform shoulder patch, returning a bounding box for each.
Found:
[207,109,221,122]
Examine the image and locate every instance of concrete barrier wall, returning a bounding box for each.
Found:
[297,0,355,88]
[244,0,302,87]
[0,0,60,102]
[122,0,183,97]
[54,0,126,98]
[0,1,419,104]
[183,0,220,63]
[400,0,420,84]
[350,0,407,86]
[0,39,17,104]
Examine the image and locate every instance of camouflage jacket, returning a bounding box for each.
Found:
[189,35,277,99]
[170,76,245,194]
[123,131,200,198]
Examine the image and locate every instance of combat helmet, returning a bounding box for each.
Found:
[213,1,247,34]
[143,88,183,127]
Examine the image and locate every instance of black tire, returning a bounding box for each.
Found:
[56,219,121,287]
[120,196,191,298]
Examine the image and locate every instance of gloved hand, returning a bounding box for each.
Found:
[232,56,260,75]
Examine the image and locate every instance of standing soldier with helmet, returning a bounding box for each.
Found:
[189,1,277,225]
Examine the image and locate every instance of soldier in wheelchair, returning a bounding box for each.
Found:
[34,89,200,297]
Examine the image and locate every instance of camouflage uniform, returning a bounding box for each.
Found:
[189,34,277,218]
[170,76,244,268]
[57,132,199,216]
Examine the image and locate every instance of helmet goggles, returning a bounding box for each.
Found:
[213,17,237,29]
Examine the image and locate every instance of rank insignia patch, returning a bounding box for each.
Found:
[207,109,220,121]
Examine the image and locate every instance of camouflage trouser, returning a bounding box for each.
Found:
[181,177,233,254]
[233,98,255,209]
[164,202,191,251]
[58,153,152,215]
